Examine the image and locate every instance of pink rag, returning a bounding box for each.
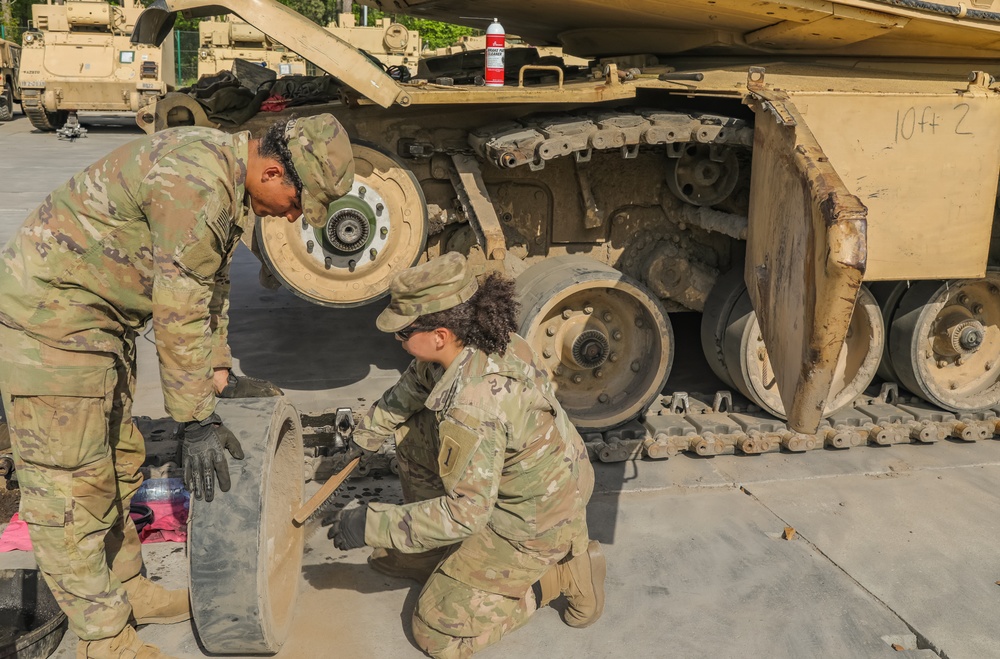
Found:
[0,500,188,552]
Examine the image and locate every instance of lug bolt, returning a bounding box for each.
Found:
[572,374,583,384]
[613,330,623,341]
[324,256,332,269]
[584,305,594,315]
[594,368,604,378]
[609,352,619,363]
[602,312,613,322]
[631,360,641,372]
[598,393,609,403]
[359,186,366,198]
[937,359,948,368]
[635,317,645,328]
[370,248,378,259]
[306,240,314,253]
[554,365,564,376]
[959,293,969,305]
[380,227,389,238]
[348,259,357,272]
[543,349,552,358]
[376,203,384,216]
[973,303,984,315]
[546,326,556,337]
[562,308,572,319]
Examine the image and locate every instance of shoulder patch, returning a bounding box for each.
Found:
[437,418,481,493]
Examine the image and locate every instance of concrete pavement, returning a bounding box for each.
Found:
[1,111,998,659]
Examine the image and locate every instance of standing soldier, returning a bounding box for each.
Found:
[0,114,353,658]
[323,252,606,658]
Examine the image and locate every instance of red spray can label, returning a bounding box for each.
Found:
[485,19,505,87]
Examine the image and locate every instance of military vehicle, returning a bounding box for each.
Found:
[197,16,306,79]
[133,0,1000,454]
[326,13,420,78]
[0,38,22,121]
[18,0,171,131]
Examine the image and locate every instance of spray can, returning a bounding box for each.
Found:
[485,18,505,87]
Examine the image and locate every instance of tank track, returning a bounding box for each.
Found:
[468,109,754,171]
[301,381,1000,481]
[21,90,59,131]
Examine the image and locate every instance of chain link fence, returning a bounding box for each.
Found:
[173,30,199,88]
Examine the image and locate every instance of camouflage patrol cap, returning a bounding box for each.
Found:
[376,252,479,333]
[285,114,355,228]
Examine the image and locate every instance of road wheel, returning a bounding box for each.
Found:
[516,255,674,431]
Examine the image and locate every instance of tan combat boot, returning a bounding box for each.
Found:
[122,575,191,625]
[76,625,177,659]
[537,540,606,628]
[368,547,448,584]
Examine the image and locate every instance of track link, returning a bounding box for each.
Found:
[20,90,62,131]
[302,381,1000,481]
[469,109,754,171]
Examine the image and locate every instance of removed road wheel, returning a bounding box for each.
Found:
[723,284,883,418]
[189,397,304,655]
[516,255,673,432]
[888,270,1000,411]
[257,141,427,307]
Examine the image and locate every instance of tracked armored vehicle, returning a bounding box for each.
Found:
[0,38,21,121]
[197,16,306,79]
[133,0,1000,457]
[18,0,171,131]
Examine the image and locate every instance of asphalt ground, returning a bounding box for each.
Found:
[1,111,998,659]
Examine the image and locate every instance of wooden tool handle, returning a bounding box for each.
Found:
[292,456,361,525]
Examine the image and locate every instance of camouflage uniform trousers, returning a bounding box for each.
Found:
[395,410,580,659]
[0,322,145,641]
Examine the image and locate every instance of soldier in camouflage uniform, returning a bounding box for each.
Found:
[323,252,606,658]
[0,114,353,658]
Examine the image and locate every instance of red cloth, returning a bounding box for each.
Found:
[260,94,291,112]
[0,500,188,552]
[0,513,30,551]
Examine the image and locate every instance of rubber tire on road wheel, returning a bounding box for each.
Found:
[0,87,13,122]
[189,397,304,655]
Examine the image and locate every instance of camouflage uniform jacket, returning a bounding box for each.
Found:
[0,127,252,422]
[358,334,594,556]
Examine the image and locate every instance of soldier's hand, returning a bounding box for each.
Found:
[182,413,245,502]
[333,439,376,472]
[218,372,283,398]
[322,504,368,550]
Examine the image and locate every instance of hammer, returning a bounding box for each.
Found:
[292,407,360,525]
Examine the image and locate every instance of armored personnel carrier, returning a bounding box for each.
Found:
[197,16,306,79]
[133,0,1000,454]
[326,13,420,78]
[0,38,21,121]
[18,0,171,131]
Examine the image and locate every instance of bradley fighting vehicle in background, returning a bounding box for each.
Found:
[197,16,306,79]
[18,0,171,131]
[0,38,22,121]
[132,0,1000,458]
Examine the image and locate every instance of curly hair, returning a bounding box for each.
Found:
[413,273,519,355]
[256,119,303,194]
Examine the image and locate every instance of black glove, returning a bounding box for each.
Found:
[322,504,368,550]
[182,413,244,502]
[218,372,283,398]
[333,439,377,472]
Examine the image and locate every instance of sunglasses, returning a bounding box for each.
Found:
[395,325,425,341]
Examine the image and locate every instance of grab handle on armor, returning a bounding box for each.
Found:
[518,65,564,88]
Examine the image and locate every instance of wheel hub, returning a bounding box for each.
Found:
[949,320,985,354]
[326,209,370,253]
[570,329,610,369]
